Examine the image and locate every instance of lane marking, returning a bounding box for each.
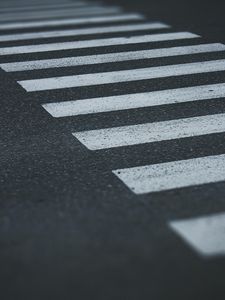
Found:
[0,6,122,22]
[0,0,73,8]
[72,113,225,150]
[0,14,144,30]
[169,212,225,256]
[113,154,225,194]
[3,43,223,72]
[18,58,225,92]
[0,22,169,43]
[42,82,225,117]
[0,2,95,13]
[0,32,197,56]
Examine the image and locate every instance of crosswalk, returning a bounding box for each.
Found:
[1,0,225,257]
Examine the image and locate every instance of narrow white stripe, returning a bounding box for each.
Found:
[113,154,225,194]
[0,22,169,43]
[0,0,73,8]
[42,82,225,117]
[0,6,122,22]
[0,4,108,17]
[19,58,225,92]
[0,32,196,56]
[0,14,144,30]
[0,0,73,5]
[0,1,68,5]
[3,43,222,72]
[169,213,225,256]
[73,113,225,150]
[0,2,92,13]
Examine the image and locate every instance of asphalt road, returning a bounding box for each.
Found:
[1,0,225,299]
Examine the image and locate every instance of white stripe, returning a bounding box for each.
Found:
[0,0,73,5]
[0,0,73,8]
[0,22,169,43]
[0,6,122,22]
[0,2,92,13]
[113,154,225,194]
[42,82,225,117]
[0,14,144,30]
[169,213,225,256]
[3,43,222,72]
[0,1,69,6]
[19,58,225,92]
[72,113,225,150]
[0,4,105,17]
[0,32,196,56]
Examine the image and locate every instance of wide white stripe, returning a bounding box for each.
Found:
[72,113,225,150]
[19,58,225,92]
[0,2,93,13]
[0,14,144,30]
[0,22,169,43]
[169,213,225,256]
[113,154,225,194]
[0,32,196,56]
[42,82,225,117]
[3,43,222,72]
[0,6,122,22]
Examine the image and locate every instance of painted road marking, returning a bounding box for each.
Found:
[169,212,225,256]
[0,22,169,43]
[113,154,225,194]
[0,0,71,7]
[0,14,144,30]
[72,113,225,150]
[42,82,225,117]
[0,2,96,13]
[18,58,225,92]
[0,32,198,56]
[0,6,122,22]
[3,43,223,72]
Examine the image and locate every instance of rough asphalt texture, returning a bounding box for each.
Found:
[1,0,225,299]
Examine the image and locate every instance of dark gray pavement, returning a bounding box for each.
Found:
[1,0,225,299]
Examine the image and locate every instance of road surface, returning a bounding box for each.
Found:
[0,0,225,299]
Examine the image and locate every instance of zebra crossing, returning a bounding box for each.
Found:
[1,0,225,257]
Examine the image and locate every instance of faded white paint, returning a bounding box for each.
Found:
[0,2,91,13]
[0,22,169,43]
[0,14,144,30]
[0,32,197,56]
[169,213,225,257]
[0,0,73,9]
[19,58,225,92]
[113,154,225,194]
[0,6,122,22]
[2,43,222,72]
[42,83,225,117]
[72,113,225,150]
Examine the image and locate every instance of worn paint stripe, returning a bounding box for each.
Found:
[113,154,225,194]
[0,22,169,43]
[42,82,225,117]
[0,6,122,22]
[0,0,73,9]
[18,58,225,92]
[0,13,144,30]
[169,213,225,256]
[72,113,225,150]
[3,43,223,72]
[0,32,197,56]
[0,2,98,13]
